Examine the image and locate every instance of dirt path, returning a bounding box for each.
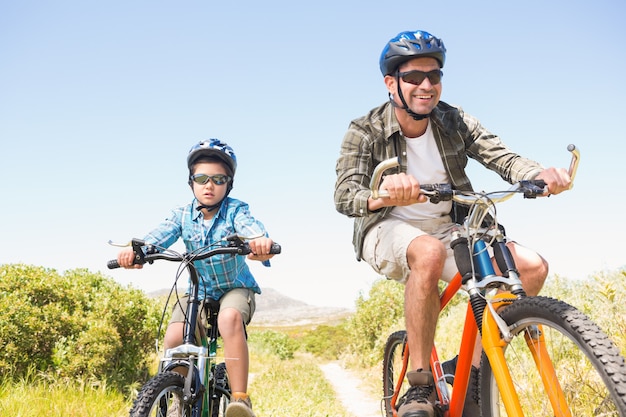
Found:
[319,361,383,417]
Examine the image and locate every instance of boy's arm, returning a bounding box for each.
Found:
[143,207,184,249]
[232,202,272,266]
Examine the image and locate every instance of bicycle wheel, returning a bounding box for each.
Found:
[480,296,626,416]
[383,330,409,417]
[130,371,194,417]
[209,362,230,417]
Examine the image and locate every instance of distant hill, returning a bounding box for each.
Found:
[147,287,353,327]
[254,287,353,326]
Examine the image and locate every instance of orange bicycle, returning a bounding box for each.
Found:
[380,145,626,416]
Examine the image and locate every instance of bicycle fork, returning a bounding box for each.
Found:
[163,344,209,417]
[470,236,572,417]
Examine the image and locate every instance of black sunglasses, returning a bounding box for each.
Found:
[190,173,232,186]
[397,69,443,86]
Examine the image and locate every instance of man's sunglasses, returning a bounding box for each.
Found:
[397,69,443,86]
[190,173,232,185]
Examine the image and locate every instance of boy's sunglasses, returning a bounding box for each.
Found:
[190,173,232,185]
[397,69,443,86]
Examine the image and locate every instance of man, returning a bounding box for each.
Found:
[334,30,571,417]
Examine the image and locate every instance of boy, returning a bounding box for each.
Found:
[117,138,275,417]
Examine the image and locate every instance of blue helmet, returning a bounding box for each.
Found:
[379,30,446,76]
[187,138,237,175]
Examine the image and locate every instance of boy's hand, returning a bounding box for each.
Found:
[117,247,144,269]
[247,237,275,262]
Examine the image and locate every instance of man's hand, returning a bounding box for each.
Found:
[536,167,572,195]
[369,173,428,211]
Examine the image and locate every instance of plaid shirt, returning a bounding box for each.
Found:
[334,100,544,261]
[144,197,269,300]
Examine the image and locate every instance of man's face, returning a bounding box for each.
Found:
[385,57,442,116]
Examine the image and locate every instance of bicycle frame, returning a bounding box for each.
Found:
[109,234,280,417]
[389,240,572,417]
[159,260,218,417]
[383,145,582,417]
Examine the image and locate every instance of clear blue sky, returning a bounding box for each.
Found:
[2,0,625,308]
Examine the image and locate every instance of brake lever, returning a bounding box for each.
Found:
[421,183,453,204]
[519,180,546,199]
[131,239,148,265]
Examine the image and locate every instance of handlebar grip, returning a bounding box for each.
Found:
[270,243,282,255]
[566,144,580,188]
[107,259,121,269]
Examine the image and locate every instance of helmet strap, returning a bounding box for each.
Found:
[196,203,221,213]
[192,183,233,214]
[390,74,431,121]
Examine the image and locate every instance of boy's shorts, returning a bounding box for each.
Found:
[362,215,459,284]
[169,288,256,336]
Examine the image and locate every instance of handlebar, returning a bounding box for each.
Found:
[107,234,281,270]
[370,144,580,203]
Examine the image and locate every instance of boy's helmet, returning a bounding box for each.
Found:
[379,30,446,76]
[187,139,237,175]
[187,139,237,210]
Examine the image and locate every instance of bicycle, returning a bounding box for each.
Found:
[376,144,626,416]
[107,234,281,417]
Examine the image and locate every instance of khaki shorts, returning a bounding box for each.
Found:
[169,288,256,334]
[362,216,459,283]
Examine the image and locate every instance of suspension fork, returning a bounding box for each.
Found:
[482,296,572,417]
[481,294,525,415]
[523,325,572,416]
[467,236,525,416]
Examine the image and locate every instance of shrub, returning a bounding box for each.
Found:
[344,278,405,366]
[301,323,351,360]
[249,329,299,360]
[547,270,626,357]
[0,264,162,389]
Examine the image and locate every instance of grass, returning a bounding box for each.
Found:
[2,270,623,416]
[250,352,352,417]
[0,348,352,417]
[0,376,131,417]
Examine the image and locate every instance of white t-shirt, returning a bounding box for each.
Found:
[390,121,452,221]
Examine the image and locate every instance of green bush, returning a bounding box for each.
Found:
[301,323,351,360]
[0,264,162,389]
[543,270,626,357]
[344,278,405,366]
[249,329,299,360]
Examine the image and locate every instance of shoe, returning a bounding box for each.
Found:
[225,394,256,417]
[397,369,437,417]
[441,356,481,417]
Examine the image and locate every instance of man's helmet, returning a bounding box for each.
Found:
[187,139,237,175]
[379,30,446,76]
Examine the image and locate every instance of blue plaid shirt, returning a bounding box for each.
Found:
[143,197,270,300]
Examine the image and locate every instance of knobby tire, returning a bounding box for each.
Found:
[209,362,230,417]
[382,330,409,417]
[129,371,193,417]
[480,296,626,417]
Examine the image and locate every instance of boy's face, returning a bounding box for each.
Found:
[191,161,229,208]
